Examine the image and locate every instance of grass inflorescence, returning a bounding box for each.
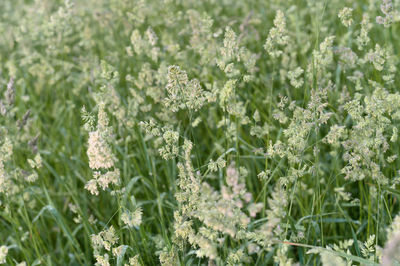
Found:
[0,0,400,265]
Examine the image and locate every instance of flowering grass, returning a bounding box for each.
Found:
[0,0,400,265]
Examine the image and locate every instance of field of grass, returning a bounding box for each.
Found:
[0,0,400,265]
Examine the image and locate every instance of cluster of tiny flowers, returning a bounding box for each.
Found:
[376,0,394,27]
[126,255,141,266]
[361,235,376,261]
[91,225,142,265]
[287,67,304,88]
[85,104,120,195]
[0,246,7,264]
[311,36,335,80]
[357,14,371,50]
[164,65,207,112]
[338,7,353,27]
[341,87,400,184]
[91,226,118,252]
[248,185,288,247]
[121,208,143,228]
[25,153,42,182]
[159,129,180,160]
[86,169,120,196]
[217,26,240,72]
[264,10,289,58]
[128,28,160,61]
[169,139,268,264]
[208,157,226,172]
[308,238,358,265]
[138,119,184,160]
[87,111,115,170]
[365,44,386,71]
[91,227,126,266]
[382,214,400,265]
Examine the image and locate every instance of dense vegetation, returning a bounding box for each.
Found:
[0,0,400,265]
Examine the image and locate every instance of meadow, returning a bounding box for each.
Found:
[0,0,400,265]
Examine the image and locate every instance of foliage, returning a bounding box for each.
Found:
[0,0,400,265]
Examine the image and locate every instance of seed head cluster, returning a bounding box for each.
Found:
[1,0,400,265]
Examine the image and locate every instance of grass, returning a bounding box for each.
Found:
[0,0,399,265]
